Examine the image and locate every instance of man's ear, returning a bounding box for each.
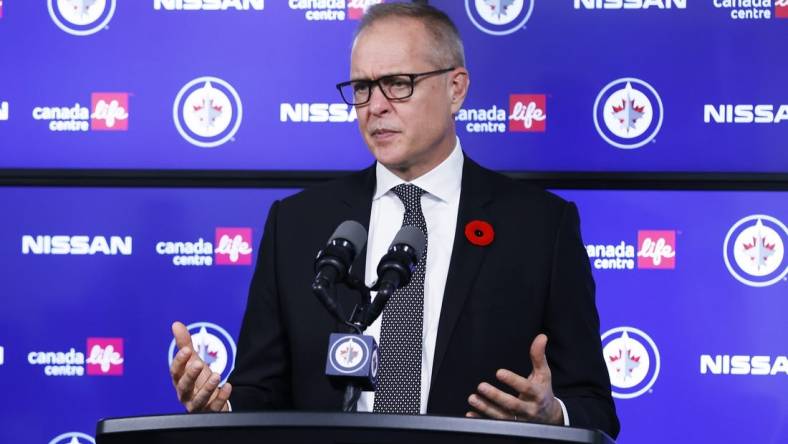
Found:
[448,68,470,114]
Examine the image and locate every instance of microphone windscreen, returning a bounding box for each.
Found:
[330,220,367,254]
[390,225,426,259]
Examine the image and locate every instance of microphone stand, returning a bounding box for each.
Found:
[340,274,373,413]
[314,273,375,413]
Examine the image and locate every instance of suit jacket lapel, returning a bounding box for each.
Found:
[430,158,494,386]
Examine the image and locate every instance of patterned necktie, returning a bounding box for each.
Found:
[373,184,428,414]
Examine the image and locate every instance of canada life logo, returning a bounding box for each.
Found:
[509,94,546,132]
[601,326,661,399]
[85,337,124,376]
[32,92,129,132]
[593,78,664,149]
[28,337,124,377]
[155,227,253,266]
[173,76,243,148]
[168,322,237,384]
[91,93,129,130]
[215,227,253,265]
[48,0,116,36]
[465,0,535,36]
[723,215,788,288]
[456,94,547,134]
[48,432,95,444]
[637,230,676,269]
[586,230,676,270]
[289,0,382,21]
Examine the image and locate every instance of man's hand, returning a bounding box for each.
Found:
[170,321,232,412]
[466,334,563,425]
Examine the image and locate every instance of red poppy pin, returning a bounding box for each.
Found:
[465,220,494,247]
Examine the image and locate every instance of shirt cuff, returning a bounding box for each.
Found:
[555,397,570,426]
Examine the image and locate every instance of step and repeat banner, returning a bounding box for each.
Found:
[0,1,786,172]
[1,1,786,444]
[1,186,786,443]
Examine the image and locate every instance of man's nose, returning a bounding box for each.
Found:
[367,84,391,115]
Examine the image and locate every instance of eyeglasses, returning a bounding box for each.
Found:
[336,67,456,106]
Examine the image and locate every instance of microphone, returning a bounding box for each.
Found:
[312,220,367,320]
[363,225,426,327]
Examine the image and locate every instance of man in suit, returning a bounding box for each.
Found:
[169,2,619,438]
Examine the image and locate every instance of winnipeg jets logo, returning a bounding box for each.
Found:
[48,432,95,444]
[466,0,534,36]
[337,338,363,367]
[48,0,116,36]
[173,76,243,148]
[168,322,237,384]
[611,86,647,135]
[601,326,660,399]
[329,336,370,373]
[594,78,664,149]
[723,215,788,287]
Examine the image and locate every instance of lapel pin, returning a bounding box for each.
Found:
[464,220,494,247]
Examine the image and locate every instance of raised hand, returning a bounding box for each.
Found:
[466,334,563,425]
[170,321,232,412]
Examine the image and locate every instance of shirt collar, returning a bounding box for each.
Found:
[374,138,464,203]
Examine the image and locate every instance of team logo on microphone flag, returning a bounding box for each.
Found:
[326,333,378,390]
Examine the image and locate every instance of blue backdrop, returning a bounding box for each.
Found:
[1,1,787,443]
[0,0,785,171]
[1,186,786,443]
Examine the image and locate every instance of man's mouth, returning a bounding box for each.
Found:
[370,128,400,138]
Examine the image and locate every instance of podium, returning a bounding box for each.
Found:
[96,412,615,444]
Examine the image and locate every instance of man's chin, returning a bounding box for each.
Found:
[368,144,406,166]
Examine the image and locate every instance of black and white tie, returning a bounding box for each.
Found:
[373,184,428,414]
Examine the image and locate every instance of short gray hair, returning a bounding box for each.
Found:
[355,2,466,68]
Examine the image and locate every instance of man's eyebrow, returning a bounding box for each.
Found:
[349,72,404,82]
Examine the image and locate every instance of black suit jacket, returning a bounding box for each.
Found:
[228,157,620,438]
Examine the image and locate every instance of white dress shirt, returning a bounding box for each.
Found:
[356,139,464,414]
[354,139,569,425]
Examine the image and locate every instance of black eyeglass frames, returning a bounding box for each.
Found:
[336,67,456,106]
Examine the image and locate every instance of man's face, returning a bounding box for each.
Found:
[350,18,465,179]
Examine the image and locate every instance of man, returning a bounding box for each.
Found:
[170,2,619,438]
